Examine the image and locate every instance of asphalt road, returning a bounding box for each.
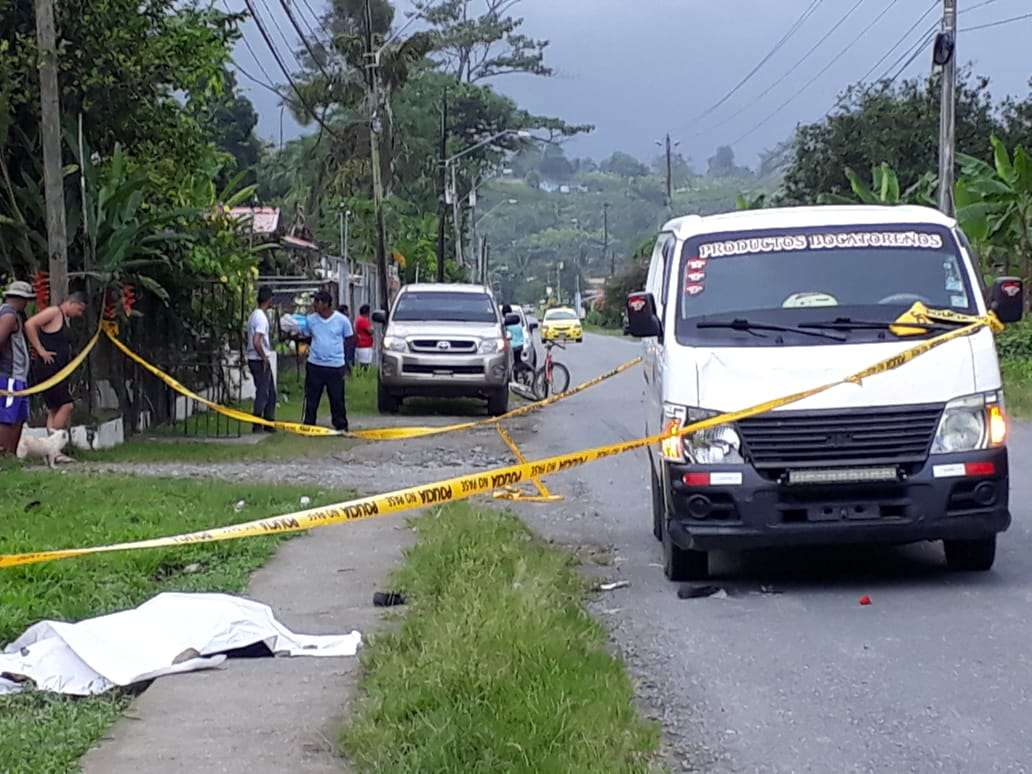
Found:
[509,332,1032,773]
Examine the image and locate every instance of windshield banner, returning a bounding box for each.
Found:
[698,230,945,260]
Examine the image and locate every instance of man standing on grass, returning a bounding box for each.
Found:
[246,286,277,433]
[303,290,352,431]
[0,281,34,454]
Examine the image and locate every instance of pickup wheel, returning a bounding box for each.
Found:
[662,519,709,581]
[487,386,509,416]
[650,461,664,542]
[377,378,400,414]
[944,536,997,572]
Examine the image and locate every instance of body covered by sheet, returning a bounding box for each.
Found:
[0,592,361,696]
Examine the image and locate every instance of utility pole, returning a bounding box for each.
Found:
[937,0,957,216]
[470,181,479,283]
[664,134,673,209]
[339,207,351,308]
[602,202,612,277]
[364,0,390,310]
[34,0,68,303]
[482,238,490,289]
[436,90,448,283]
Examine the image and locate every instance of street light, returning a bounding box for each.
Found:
[445,129,533,168]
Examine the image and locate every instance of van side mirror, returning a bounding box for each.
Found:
[503,313,520,326]
[372,310,387,325]
[989,277,1023,324]
[626,292,662,338]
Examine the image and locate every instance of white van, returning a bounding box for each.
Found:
[626,205,1024,581]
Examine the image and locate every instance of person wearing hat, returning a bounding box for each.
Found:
[0,280,34,453]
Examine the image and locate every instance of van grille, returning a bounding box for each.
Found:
[737,404,944,469]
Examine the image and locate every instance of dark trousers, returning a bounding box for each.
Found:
[304,362,348,430]
[248,359,277,428]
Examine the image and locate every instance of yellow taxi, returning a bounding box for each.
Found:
[540,307,583,342]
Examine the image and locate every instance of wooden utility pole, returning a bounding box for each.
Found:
[34,0,68,302]
[664,134,673,209]
[364,0,390,310]
[937,0,958,216]
[603,202,612,276]
[436,91,448,283]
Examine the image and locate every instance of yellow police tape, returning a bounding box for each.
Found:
[492,424,561,502]
[0,325,102,397]
[0,307,998,569]
[103,321,640,442]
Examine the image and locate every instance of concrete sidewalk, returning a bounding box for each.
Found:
[81,514,414,774]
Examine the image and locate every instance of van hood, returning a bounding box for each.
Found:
[387,320,502,340]
[664,328,1000,412]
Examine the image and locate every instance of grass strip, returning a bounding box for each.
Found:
[1003,358,1032,420]
[0,469,345,774]
[341,502,659,773]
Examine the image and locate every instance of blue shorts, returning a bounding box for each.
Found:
[0,377,29,425]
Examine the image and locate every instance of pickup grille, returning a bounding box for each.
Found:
[403,364,484,375]
[410,339,477,354]
[737,404,944,469]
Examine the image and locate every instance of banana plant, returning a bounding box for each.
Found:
[735,192,767,210]
[818,162,938,206]
[955,136,1032,286]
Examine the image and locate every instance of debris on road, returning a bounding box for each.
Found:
[299,495,312,507]
[373,591,407,607]
[596,580,631,592]
[759,585,784,595]
[859,594,873,606]
[233,499,246,512]
[678,585,728,600]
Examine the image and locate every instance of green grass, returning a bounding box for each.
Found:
[341,502,659,774]
[1003,358,1032,420]
[584,322,626,338]
[0,470,348,774]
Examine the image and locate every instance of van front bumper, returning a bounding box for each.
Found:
[664,448,1010,551]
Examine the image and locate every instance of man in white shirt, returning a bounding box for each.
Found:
[246,287,276,432]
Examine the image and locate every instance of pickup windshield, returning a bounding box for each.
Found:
[392,292,497,323]
[676,224,976,346]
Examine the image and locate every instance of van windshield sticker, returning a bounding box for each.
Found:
[698,230,945,259]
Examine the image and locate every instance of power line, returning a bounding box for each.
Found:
[692,0,826,121]
[275,0,336,83]
[241,0,345,142]
[960,11,1032,32]
[702,0,900,137]
[296,0,327,38]
[255,0,307,70]
[959,0,1007,14]
[885,30,936,83]
[232,59,289,100]
[858,0,939,82]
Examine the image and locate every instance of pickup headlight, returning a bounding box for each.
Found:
[383,335,407,353]
[661,403,744,464]
[931,391,1006,454]
[479,337,506,354]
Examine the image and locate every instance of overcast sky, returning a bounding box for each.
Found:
[233,0,1031,169]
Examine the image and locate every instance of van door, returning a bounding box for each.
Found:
[644,232,676,438]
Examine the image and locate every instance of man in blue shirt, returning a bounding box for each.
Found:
[304,290,353,431]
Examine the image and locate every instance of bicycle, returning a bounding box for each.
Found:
[533,340,571,400]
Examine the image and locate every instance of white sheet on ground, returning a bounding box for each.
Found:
[0,592,361,696]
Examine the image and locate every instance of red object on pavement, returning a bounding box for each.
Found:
[859,595,872,606]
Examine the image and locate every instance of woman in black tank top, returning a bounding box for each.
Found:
[25,292,88,431]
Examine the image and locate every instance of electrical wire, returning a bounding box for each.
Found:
[960,11,1032,32]
[692,0,827,121]
[233,60,289,100]
[858,0,939,83]
[700,0,900,138]
[275,0,336,82]
[885,30,937,83]
[255,0,307,70]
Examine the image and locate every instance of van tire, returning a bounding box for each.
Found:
[944,536,996,572]
[663,519,708,581]
[650,462,664,542]
[377,379,400,414]
[487,387,509,416]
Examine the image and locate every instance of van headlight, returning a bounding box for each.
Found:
[661,403,744,464]
[931,391,1006,454]
[383,336,407,353]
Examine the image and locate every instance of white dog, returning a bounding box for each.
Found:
[17,429,71,469]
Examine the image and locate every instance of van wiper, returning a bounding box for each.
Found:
[799,317,953,333]
[696,318,847,341]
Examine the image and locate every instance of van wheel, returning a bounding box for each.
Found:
[944,536,996,572]
[487,387,509,416]
[650,462,664,542]
[377,379,400,414]
[663,520,708,581]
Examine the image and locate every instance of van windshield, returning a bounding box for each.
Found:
[676,224,975,345]
[393,292,497,323]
